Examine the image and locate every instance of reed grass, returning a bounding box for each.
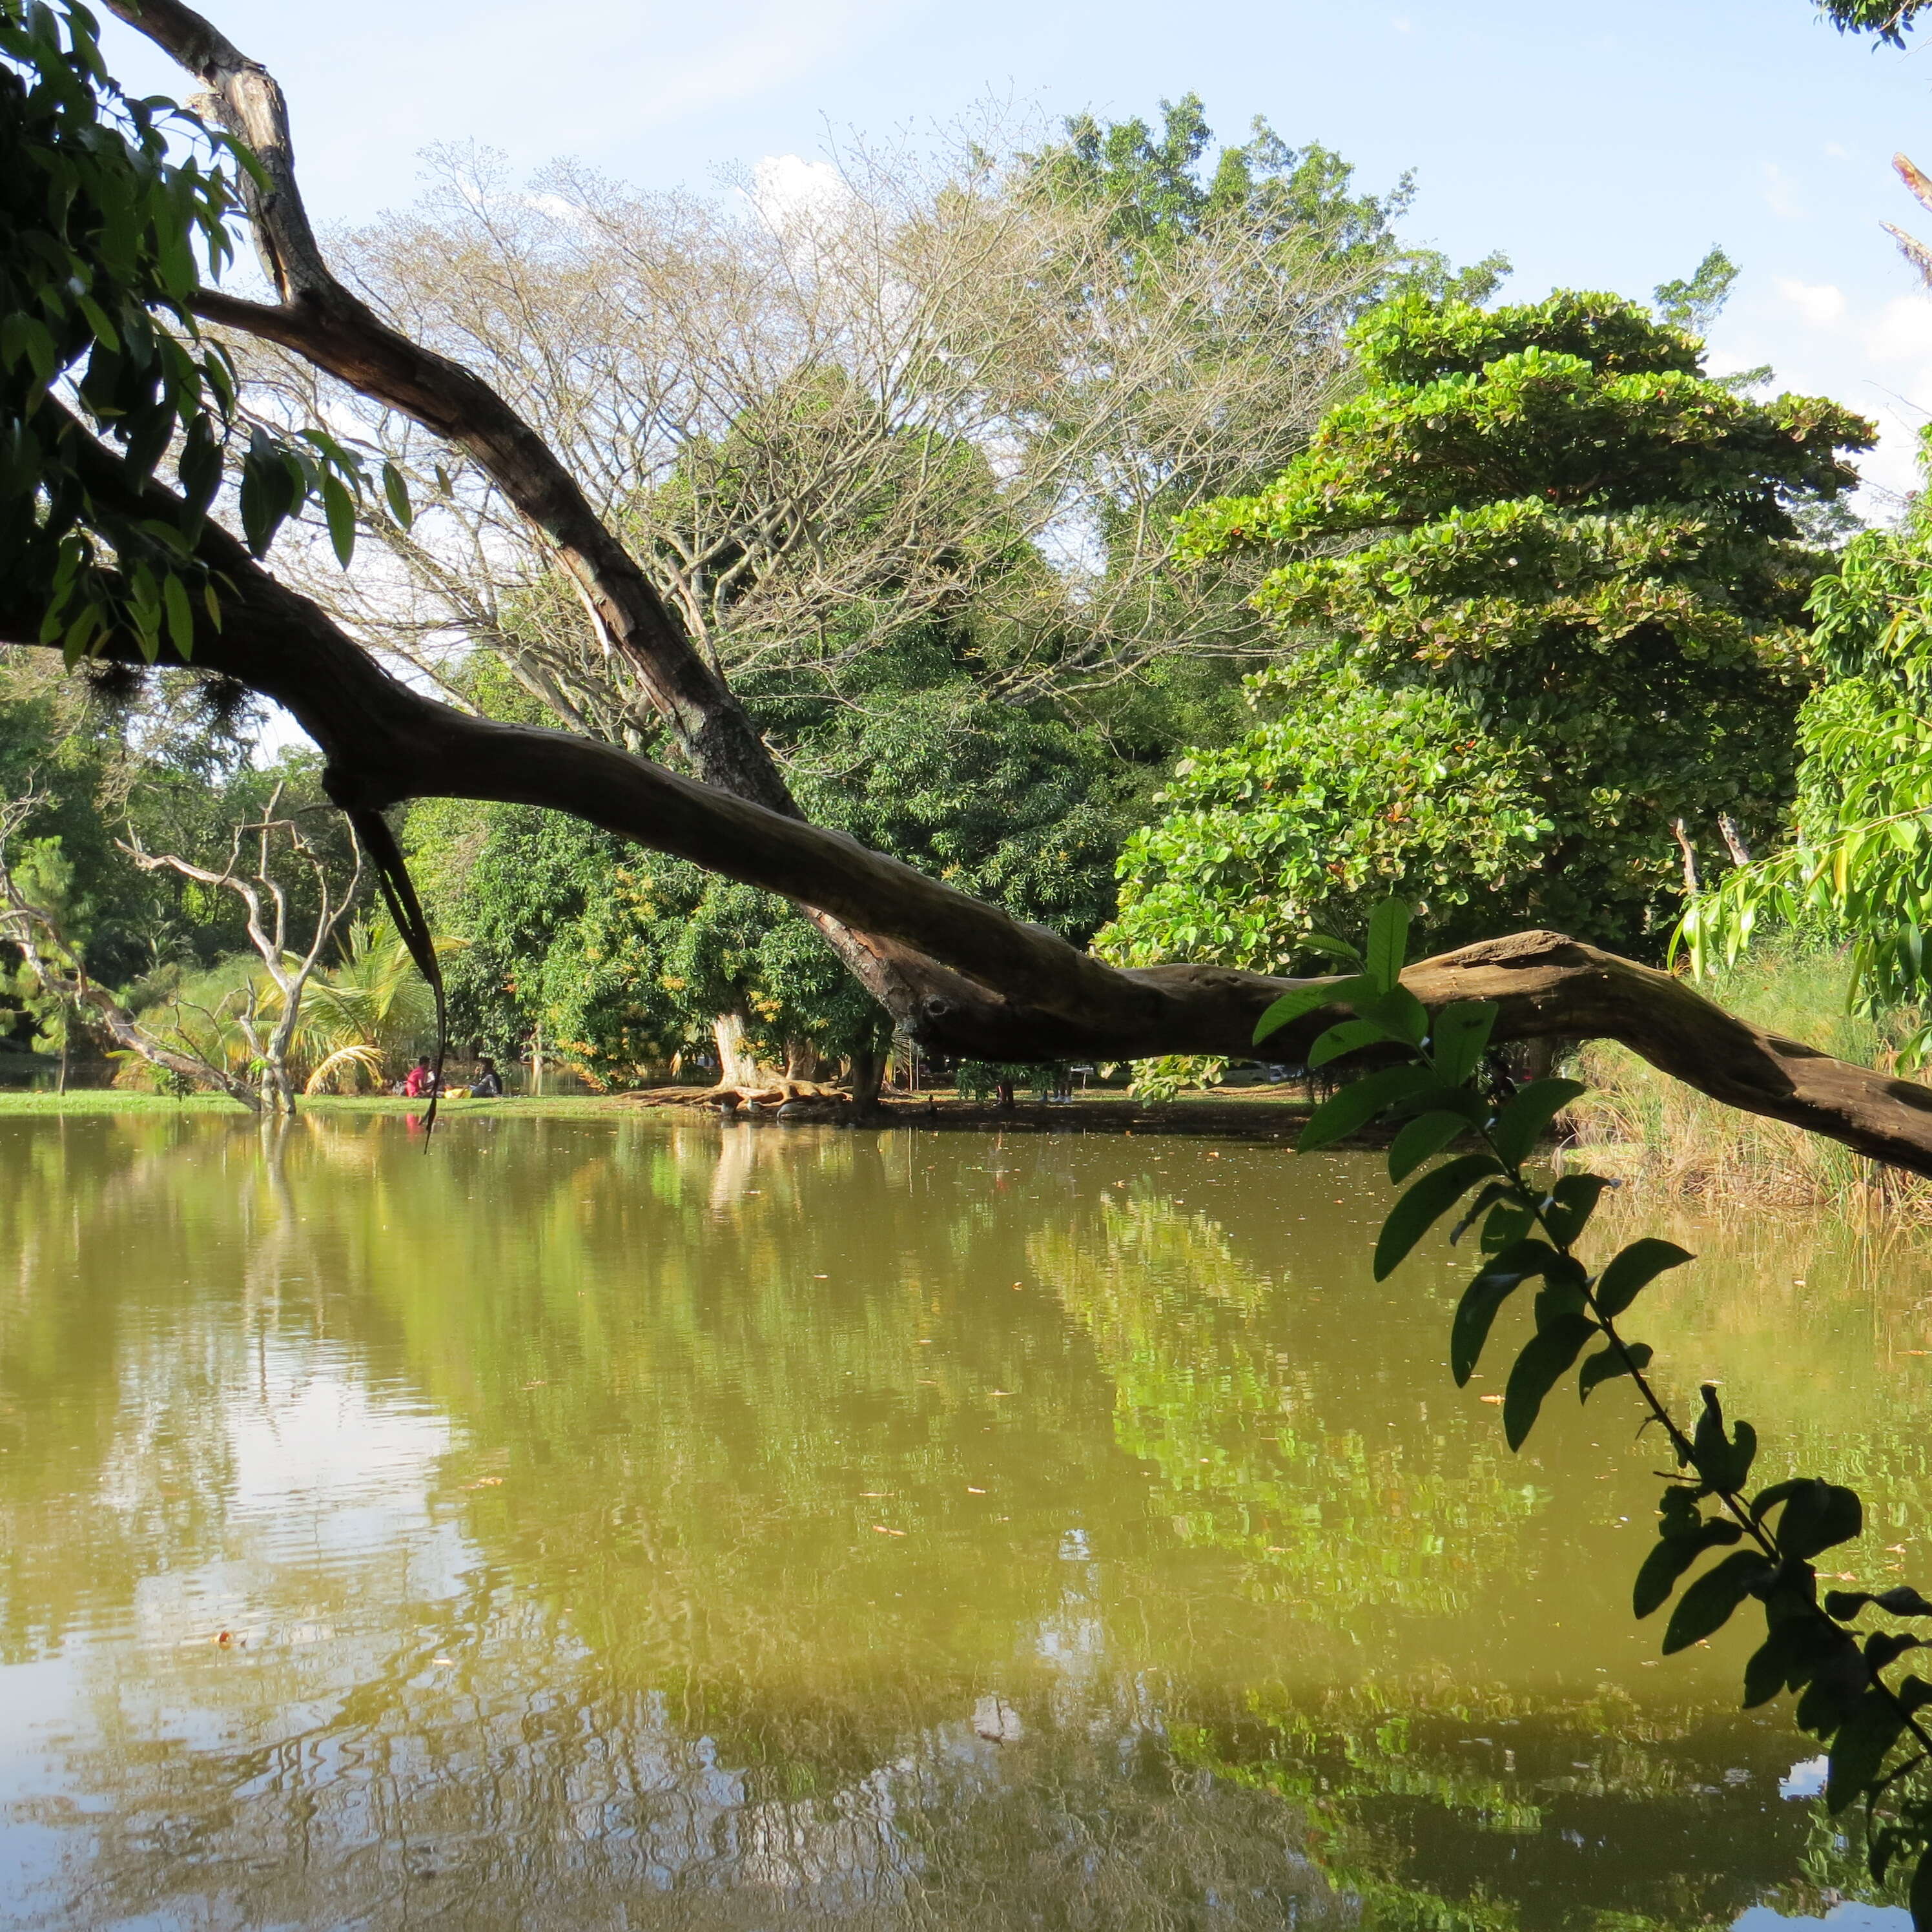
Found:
[1565,945,1932,1215]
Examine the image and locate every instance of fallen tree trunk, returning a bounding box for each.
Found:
[9,461,1932,1173]
[14,4,1932,1178]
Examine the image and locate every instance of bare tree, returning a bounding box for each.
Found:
[119,788,364,1112]
[10,1,1932,1178]
[238,130,1393,745]
[0,796,261,1109]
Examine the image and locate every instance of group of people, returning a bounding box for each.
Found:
[395,1055,506,1100]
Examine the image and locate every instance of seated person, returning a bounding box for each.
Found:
[403,1056,437,1099]
[471,1056,504,1098]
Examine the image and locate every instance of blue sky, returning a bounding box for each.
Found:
[99,0,1932,498]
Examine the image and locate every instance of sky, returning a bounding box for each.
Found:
[96,0,1932,497]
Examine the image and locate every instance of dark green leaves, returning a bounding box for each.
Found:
[1826,1691,1907,1813]
[1364,898,1410,993]
[1388,1109,1470,1183]
[1634,1514,1742,1619]
[1430,1000,1496,1085]
[1296,1062,1441,1153]
[1253,976,1368,1048]
[1450,1240,1563,1384]
[1503,1311,1598,1449]
[1661,1548,1776,1653]
[1594,1239,1693,1319]
[1541,1173,1610,1248]
[1761,1479,1863,1561]
[1690,1384,1757,1495]
[1373,1151,1502,1279]
[1579,1340,1652,1401]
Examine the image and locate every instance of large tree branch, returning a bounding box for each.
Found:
[13,431,1932,1173]
[103,0,790,813]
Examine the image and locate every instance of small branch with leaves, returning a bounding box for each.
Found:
[1258,899,1932,1927]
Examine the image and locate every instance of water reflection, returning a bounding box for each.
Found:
[0,1112,1927,1927]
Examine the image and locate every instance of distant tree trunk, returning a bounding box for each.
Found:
[846,1032,890,1110]
[714,1014,766,1089]
[784,1039,836,1083]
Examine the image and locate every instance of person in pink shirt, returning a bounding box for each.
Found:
[403,1056,435,1098]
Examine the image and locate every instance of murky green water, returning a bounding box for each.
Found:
[2,1111,1929,1930]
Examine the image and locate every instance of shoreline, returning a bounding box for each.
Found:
[0,1086,1317,1140]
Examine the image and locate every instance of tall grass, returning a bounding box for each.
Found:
[1565,945,1932,1214]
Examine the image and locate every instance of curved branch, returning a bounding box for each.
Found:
[12,428,1932,1172]
[104,0,789,812]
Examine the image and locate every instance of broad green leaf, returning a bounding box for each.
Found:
[1253,976,1369,1047]
[161,571,194,657]
[1365,898,1411,994]
[1542,1172,1610,1247]
[1633,1515,1742,1619]
[1774,1480,1863,1561]
[1594,1239,1694,1319]
[1299,931,1364,968]
[320,469,356,568]
[1296,1063,1443,1153]
[1661,1548,1776,1653]
[1826,1690,1906,1814]
[1361,983,1428,1046]
[1503,1312,1598,1450]
[382,459,414,528]
[1373,1151,1503,1280]
[1388,1109,1469,1183]
[1431,1000,1497,1086]
[1450,1238,1559,1384]
[1578,1339,1652,1401]
[1309,1017,1392,1068]
[1692,1389,1758,1494]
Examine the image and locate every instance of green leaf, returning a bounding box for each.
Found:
[1373,1152,1504,1280]
[1450,1238,1561,1384]
[1634,1515,1742,1619]
[1503,1312,1598,1450]
[1744,1619,1813,1709]
[320,469,356,568]
[1826,1690,1906,1813]
[1691,1386,1758,1494]
[1388,1110,1470,1184]
[1361,983,1428,1047]
[1431,1000,1497,1086]
[1364,898,1411,994]
[1774,1480,1864,1561]
[382,459,414,528]
[1661,1548,1776,1654]
[1578,1340,1652,1402]
[1309,1017,1392,1068]
[1296,1062,1443,1153]
[1594,1239,1694,1319]
[1490,1079,1588,1167]
[1253,976,1370,1047]
[1542,1173,1611,1248]
[161,570,194,658]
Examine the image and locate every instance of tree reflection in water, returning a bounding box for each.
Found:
[1,1112,1927,1927]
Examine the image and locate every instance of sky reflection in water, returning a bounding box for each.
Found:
[1,1109,1929,1929]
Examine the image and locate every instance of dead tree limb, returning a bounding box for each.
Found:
[119,792,364,1111]
[0,798,261,1109]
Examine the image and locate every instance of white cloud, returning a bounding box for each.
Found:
[1775,277,1846,327]
[1867,293,1932,365]
[749,153,850,229]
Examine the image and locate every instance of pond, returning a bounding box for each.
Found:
[1,1110,1928,1930]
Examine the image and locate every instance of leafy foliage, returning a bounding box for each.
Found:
[1680,455,1932,1061]
[0,0,409,662]
[1102,667,1549,972]
[1263,899,1932,1927]
[1167,290,1871,952]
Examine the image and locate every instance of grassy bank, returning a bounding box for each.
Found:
[1566,945,1927,1212]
